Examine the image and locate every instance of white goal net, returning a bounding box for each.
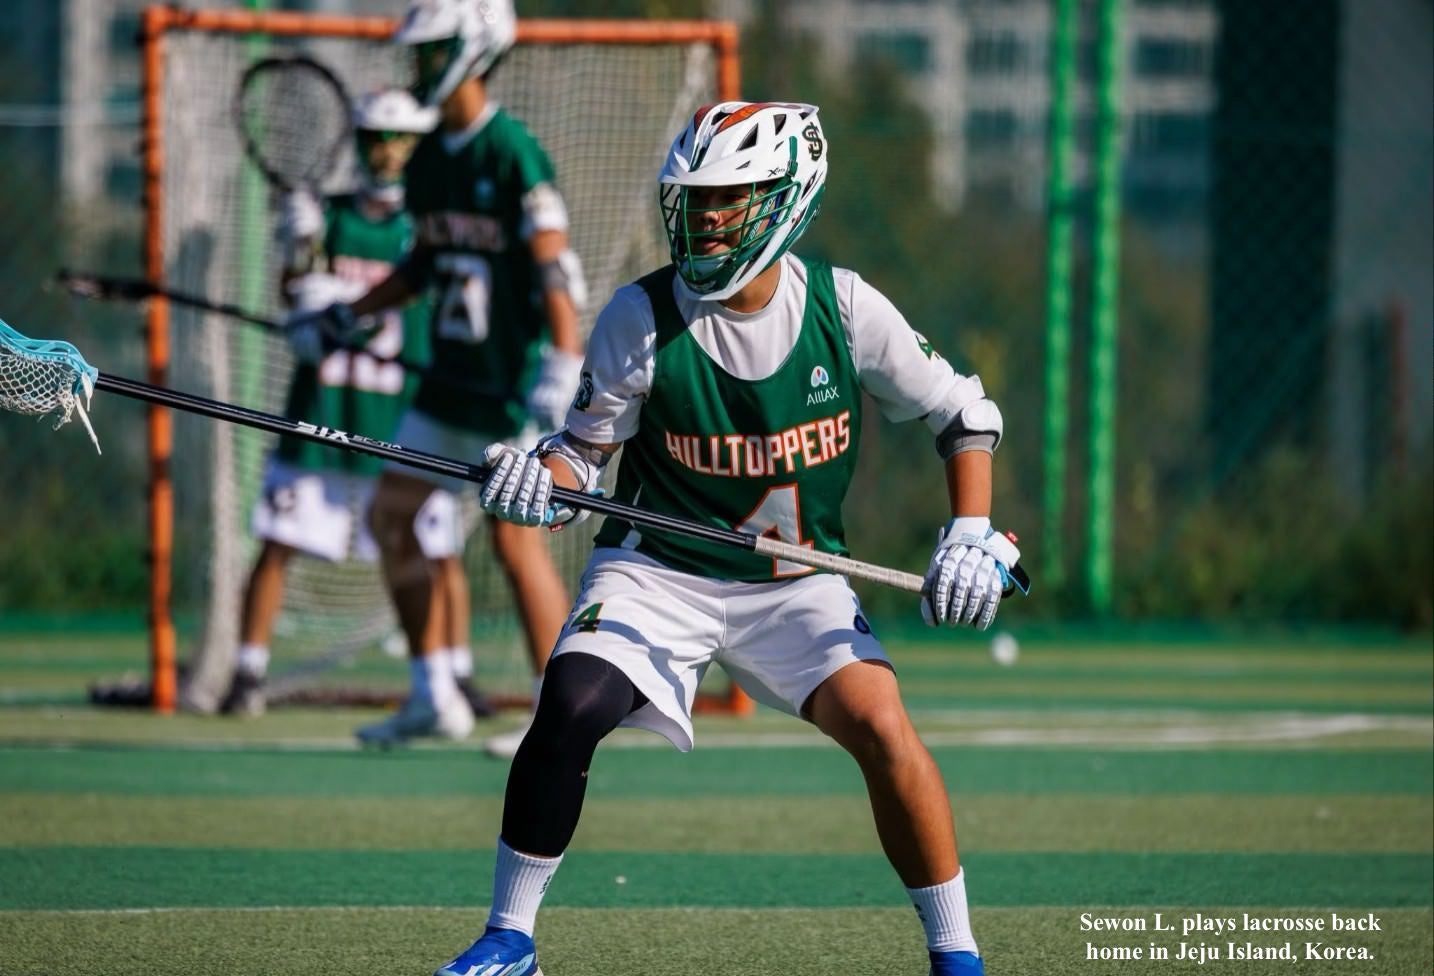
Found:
[149,14,730,711]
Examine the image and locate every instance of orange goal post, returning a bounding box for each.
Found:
[136,6,748,715]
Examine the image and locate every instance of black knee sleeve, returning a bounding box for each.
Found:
[501,652,648,856]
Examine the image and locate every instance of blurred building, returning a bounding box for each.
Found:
[716,0,1217,219]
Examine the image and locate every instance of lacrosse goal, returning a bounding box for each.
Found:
[137,6,744,714]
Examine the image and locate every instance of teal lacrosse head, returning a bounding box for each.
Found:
[0,318,102,452]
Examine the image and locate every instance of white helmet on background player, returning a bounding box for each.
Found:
[659,101,828,302]
[395,0,517,108]
[351,88,435,204]
[352,87,437,135]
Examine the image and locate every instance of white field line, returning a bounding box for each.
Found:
[1,711,1427,752]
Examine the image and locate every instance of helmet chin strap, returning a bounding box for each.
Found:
[686,251,728,279]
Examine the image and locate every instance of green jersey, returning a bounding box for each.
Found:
[593,259,862,581]
[277,194,429,476]
[403,107,559,436]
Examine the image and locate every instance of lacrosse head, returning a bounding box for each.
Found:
[396,0,517,107]
[352,88,436,203]
[659,101,828,301]
[0,318,102,453]
[235,55,352,193]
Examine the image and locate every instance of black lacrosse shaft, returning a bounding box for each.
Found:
[94,372,1033,592]
[58,270,285,330]
[94,372,758,553]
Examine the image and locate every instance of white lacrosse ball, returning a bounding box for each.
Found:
[381,631,408,659]
[990,632,1020,667]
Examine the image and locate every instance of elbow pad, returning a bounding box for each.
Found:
[534,429,608,495]
[935,398,1003,459]
[538,248,589,312]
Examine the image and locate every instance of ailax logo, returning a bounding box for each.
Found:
[806,365,839,406]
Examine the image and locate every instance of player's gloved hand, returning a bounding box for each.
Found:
[276,189,325,273]
[284,302,358,365]
[277,189,324,243]
[479,443,554,528]
[921,516,1021,631]
[286,272,365,314]
[525,345,585,432]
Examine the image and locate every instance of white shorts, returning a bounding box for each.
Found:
[552,548,889,752]
[250,460,378,562]
[388,409,533,495]
[387,410,536,557]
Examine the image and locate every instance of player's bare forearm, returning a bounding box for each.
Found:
[945,449,993,519]
[540,434,618,490]
[349,269,414,318]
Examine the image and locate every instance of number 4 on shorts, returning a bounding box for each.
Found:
[571,602,603,634]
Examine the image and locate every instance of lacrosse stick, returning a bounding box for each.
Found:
[0,319,1030,596]
[54,269,515,403]
[56,268,289,333]
[235,54,352,195]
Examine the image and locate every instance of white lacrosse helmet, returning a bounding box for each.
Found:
[395,0,517,107]
[659,101,828,301]
[352,88,437,134]
[351,88,434,202]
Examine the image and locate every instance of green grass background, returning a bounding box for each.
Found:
[0,628,1429,975]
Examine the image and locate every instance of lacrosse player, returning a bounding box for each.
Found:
[313,0,585,750]
[438,101,1019,976]
[219,88,435,717]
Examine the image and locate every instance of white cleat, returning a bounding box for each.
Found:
[482,717,534,760]
[356,693,475,746]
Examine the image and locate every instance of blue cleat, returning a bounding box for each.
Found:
[434,925,542,976]
[930,948,984,975]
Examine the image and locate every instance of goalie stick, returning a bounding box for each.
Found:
[0,318,1031,597]
[235,54,352,195]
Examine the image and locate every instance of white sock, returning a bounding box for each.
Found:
[411,655,459,703]
[236,643,269,677]
[448,645,474,680]
[908,869,978,954]
[487,837,563,936]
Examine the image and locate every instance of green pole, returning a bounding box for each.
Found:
[235,0,272,545]
[1042,0,1077,589]
[1086,0,1124,614]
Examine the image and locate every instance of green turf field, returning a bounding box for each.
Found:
[0,629,1429,975]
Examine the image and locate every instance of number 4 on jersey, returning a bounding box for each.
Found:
[571,602,603,634]
[736,484,814,578]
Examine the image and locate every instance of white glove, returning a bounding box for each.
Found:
[921,516,1021,631]
[525,345,584,432]
[285,302,357,365]
[277,189,324,243]
[285,272,365,315]
[479,443,554,527]
[276,189,325,273]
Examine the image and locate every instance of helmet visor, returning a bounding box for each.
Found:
[357,129,421,185]
[411,37,459,104]
[662,180,795,293]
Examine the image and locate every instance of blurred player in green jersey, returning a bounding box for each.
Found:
[319,0,585,751]
[441,102,1022,976]
[220,88,435,717]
